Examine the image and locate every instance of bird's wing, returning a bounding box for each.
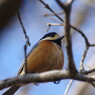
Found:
[17,42,39,75]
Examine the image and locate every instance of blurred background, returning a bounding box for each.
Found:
[0,0,95,95]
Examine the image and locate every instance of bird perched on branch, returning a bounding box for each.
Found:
[3,32,64,95]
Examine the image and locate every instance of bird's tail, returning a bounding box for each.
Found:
[2,86,20,95]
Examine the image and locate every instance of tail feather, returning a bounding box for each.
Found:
[2,86,20,95]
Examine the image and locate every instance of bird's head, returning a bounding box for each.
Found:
[40,32,64,46]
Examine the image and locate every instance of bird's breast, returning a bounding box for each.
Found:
[27,40,64,73]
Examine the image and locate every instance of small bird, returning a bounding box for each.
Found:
[3,32,64,95]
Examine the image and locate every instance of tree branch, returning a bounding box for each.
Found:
[44,11,64,17]
[39,0,63,22]
[83,68,95,75]
[56,0,77,73]
[17,11,31,46]
[1,70,95,90]
[80,46,89,71]
[17,11,31,73]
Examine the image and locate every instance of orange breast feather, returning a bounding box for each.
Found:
[27,40,64,73]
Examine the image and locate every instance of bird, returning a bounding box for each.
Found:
[3,32,64,95]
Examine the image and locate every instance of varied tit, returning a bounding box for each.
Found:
[3,32,64,95]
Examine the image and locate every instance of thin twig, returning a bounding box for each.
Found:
[64,80,73,95]
[67,26,95,72]
[44,11,64,17]
[80,46,89,71]
[90,44,95,47]
[71,26,89,45]
[17,11,31,46]
[83,68,95,75]
[83,64,95,87]
[46,24,51,32]
[47,23,63,26]
[55,0,67,11]
[46,23,63,32]
[17,11,30,73]
[39,0,63,22]
[24,45,28,73]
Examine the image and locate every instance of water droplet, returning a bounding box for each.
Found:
[35,83,40,86]
[54,80,60,84]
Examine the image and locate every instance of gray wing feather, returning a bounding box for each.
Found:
[17,42,39,75]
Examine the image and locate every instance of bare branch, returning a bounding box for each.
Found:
[83,68,95,75]
[47,23,63,26]
[44,11,64,17]
[1,70,95,91]
[80,47,89,71]
[39,0,63,22]
[70,26,95,72]
[46,24,51,32]
[46,23,63,32]
[90,44,95,47]
[17,11,31,46]
[71,26,89,45]
[24,45,28,73]
[17,11,31,73]
[56,0,77,73]
[55,0,67,11]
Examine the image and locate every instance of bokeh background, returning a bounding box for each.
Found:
[0,0,95,95]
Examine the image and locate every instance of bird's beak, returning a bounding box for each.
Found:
[57,35,64,41]
[50,35,64,46]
